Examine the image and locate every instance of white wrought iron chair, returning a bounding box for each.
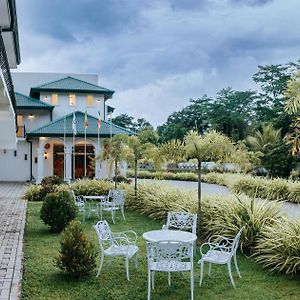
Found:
[162,212,197,235]
[198,227,244,288]
[98,189,125,224]
[93,220,138,281]
[70,190,86,223]
[146,240,194,300]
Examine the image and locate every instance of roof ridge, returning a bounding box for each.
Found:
[32,75,114,92]
[15,92,54,108]
[32,76,70,89]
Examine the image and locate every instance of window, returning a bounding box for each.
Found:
[69,94,76,106]
[51,94,58,105]
[86,95,94,107]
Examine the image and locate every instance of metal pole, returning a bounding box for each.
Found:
[63,113,66,181]
[84,126,87,177]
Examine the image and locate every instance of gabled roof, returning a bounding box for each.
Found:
[29,76,115,99]
[15,92,54,110]
[27,111,134,138]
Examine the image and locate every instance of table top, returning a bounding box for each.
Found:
[143,230,197,243]
[83,195,106,200]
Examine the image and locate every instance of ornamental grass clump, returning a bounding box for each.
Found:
[265,178,290,201]
[56,221,97,278]
[288,182,300,203]
[232,177,268,199]
[255,218,300,274]
[123,182,197,220]
[201,194,281,251]
[40,191,78,232]
[58,179,114,196]
[23,184,43,201]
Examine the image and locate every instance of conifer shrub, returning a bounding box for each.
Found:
[40,191,78,232]
[56,221,97,278]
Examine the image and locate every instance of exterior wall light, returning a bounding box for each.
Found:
[44,152,48,159]
[28,114,34,120]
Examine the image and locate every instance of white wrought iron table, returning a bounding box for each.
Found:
[143,230,197,243]
[82,195,107,218]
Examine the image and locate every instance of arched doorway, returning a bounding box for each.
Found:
[73,144,95,179]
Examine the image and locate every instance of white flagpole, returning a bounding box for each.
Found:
[63,113,66,181]
[110,111,113,140]
[73,112,76,180]
[84,125,87,177]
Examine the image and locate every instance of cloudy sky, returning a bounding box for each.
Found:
[16,0,300,127]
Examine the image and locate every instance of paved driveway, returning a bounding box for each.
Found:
[0,183,26,300]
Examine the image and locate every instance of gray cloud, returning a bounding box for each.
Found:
[16,0,300,126]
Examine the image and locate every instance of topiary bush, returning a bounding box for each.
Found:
[41,175,63,187]
[40,191,78,232]
[56,221,97,278]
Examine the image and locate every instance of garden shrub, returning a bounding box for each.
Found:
[288,183,300,203]
[56,221,97,278]
[40,191,78,232]
[41,175,63,187]
[255,218,300,274]
[201,195,281,251]
[58,179,114,196]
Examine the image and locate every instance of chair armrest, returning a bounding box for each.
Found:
[112,230,137,244]
[162,224,168,230]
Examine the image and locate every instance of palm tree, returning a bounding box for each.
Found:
[99,135,130,189]
[184,130,244,236]
[246,124,281,152]
[284,71,300,155]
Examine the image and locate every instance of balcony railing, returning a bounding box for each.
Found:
[0,34,16,110]
[16,125,25,138]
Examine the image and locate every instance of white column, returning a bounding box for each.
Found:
[37,145,45,184]
[65,145,72,182]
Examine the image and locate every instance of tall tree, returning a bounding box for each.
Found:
[252,62,300,123]
[184,130,247,236]
[112,114,135,130]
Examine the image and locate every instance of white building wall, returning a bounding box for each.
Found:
[39,92,106,120]
[17,109,51,132]
[0,140,31,181]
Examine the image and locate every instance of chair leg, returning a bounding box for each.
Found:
[199,261,204,287]
[190,269,194,300]
[152,271,155,289]
[208,262,212,276]
[148,270,152,300]
[121,206,126,221]
[234,254,242,278]
[168,272,171,286]
[97,253,104,277]
[100,206,103,220]
[125,257,130,281]
[135,253,138,269]
[227,261,235,288]
[111,210,115,224]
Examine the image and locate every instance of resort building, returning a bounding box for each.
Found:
[0,73,132,182]
[0,0,21,149]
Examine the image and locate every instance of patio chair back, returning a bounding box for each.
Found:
[93,220,112,251]
[147,240,193,271]
[109,189,125,206]
[231,227,244,256]
[166,212,197,235]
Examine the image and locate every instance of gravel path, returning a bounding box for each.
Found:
[136,179,300,219]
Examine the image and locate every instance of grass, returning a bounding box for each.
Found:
[22,202,300,300]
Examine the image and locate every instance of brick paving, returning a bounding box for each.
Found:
[0,183,26,300]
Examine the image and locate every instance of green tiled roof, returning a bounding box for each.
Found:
[15,92,54,110]
[27,111,134,138]
[30,76,114,98]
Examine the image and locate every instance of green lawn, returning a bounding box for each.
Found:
[22,203,300,300]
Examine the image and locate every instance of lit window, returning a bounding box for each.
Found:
[51,94,58,105]
[87,95,94,107]
[69,94,76,106]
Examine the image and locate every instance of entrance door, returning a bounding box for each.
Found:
[53,145,64,178]
[73,145,95,179]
